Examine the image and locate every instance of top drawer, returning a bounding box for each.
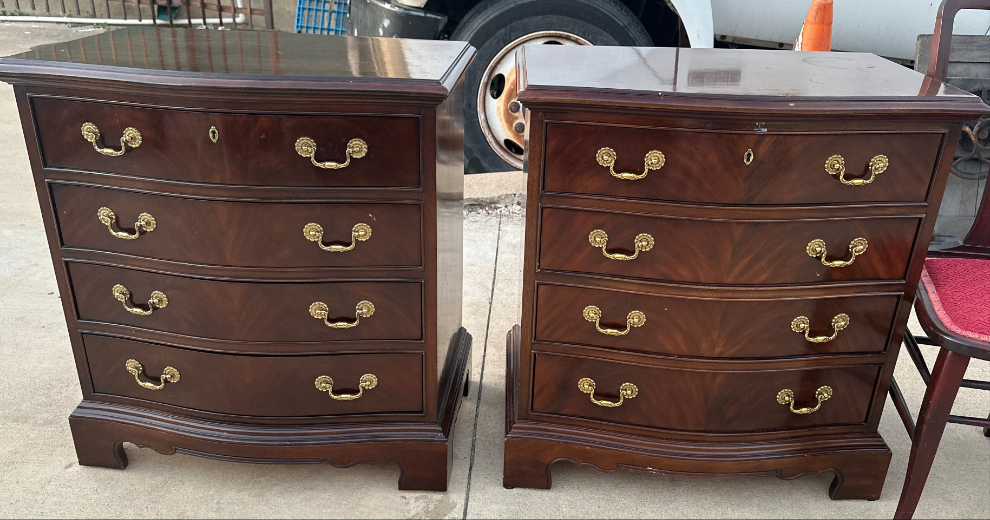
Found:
[543,123,942,205]
[32,97,421,188]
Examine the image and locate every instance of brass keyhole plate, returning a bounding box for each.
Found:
[744,149,754,165]
[209,126,219,143]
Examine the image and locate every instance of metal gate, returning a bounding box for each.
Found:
[0,0,274,30]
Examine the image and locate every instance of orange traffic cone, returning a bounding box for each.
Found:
[794,0,833,51]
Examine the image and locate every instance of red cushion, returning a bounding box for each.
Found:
[920,257,990,342]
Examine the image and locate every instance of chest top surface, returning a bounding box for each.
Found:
[517,45,989,117]
[0,27,474,98]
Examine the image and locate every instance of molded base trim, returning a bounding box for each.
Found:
[502,326,891,499]
[68,328,472,491]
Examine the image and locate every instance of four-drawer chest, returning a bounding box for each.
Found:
[503,45,990,498]
[0,27,474,491]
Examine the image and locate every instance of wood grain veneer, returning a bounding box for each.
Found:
[544,123,943,205]
[53,184,425,268]
[504,44,990,499]
[534,283,901,358]
[0,27,475,491]
[539,207,921,285]
[86,335,426,417]
[33,97,423,188]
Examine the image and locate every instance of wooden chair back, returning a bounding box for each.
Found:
[927,0,990,257]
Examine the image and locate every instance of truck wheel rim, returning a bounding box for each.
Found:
[478,31,590,169]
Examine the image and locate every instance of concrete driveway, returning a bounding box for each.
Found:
[0,22,987,519]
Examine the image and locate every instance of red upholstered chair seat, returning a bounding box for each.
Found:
[920,257,990,342]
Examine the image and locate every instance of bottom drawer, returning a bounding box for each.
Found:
[532,352,879,432]
[85,335,424,417]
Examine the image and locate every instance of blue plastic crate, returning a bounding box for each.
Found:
[295,0,350,35]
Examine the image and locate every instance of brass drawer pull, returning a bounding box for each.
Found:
[125,359,179,391]
[303,222,371,252]
[777,386,833,415]
[112,284,167,316]
[315,374,378,401]
[825,154,888,186]
[309,300,375,329]
[578,377,638,408]
[295,137,368,169]
[81,122,142,156]
[596,147,664,180]
[806,238,868,268]
[97,207,156,240]
[583,305,646,336]
[791,314,850,343]
[589,229,654,261]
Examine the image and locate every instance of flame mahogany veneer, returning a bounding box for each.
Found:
[0,27,476,491]
[504,44,990,499]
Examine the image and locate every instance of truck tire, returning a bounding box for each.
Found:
[452,0,652,173]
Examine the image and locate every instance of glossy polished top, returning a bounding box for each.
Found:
[519,45,979,102]
[0,27,473,93]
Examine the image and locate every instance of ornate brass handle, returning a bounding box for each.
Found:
[596,147,664,180]
[81,122,142,156]
[309,300,375,329]
[588,229,654,261]
[577,377,638,408]
[777,386,833,414]
[295,137,368,169]
[806,238,868,268]
[303,222,372,252]
[583,305,646,336]
[314,374,378,400]
[97,207,156,240]
[791,314,850,343]
[125,359,179,391]
[112,284,167,316]
[825,154,888,186]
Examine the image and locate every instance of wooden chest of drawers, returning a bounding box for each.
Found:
[0,27,474,491]
[503,45,990,498]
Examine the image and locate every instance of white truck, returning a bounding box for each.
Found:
[349,0,990,173]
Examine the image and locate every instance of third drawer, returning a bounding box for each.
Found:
[535,283,901,358]
[68,262,422,342]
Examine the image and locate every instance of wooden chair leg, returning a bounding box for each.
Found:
[894,348,971,520]
[888,377,916,438]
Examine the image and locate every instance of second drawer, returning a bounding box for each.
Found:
[68,263,423,342]
[86,335,424,417]
[53,184,423,268]
[539,207,920,285]
[535,283,901,357]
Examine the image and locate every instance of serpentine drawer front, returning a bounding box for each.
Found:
[505,44,989,495]
[539,207,919,285]
[544,123,942,205]
[85,335,424,417]
[32,97,421,188]
[534,283,901,358]
[1,28,474,490]
[68,262,423,342]
[53,184,424,268]
[531,353,879,432]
